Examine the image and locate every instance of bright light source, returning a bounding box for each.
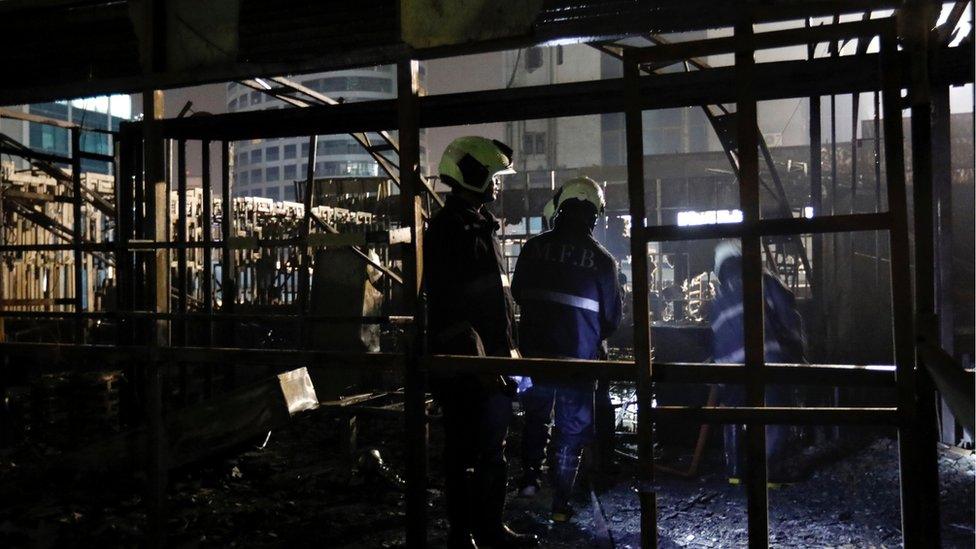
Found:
[676,209,743,226]
[803,206,814,218]
[64,94,133,119]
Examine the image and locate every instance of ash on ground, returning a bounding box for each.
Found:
[0,404,973,548]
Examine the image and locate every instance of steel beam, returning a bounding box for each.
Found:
[70,128,84,343]
[652,406,900,425]
[638,212,892,242]
[632,18,887,65]
[150,48,973,142]
[733,16,770,549]
[398,58,428,549]
[623,48,657,549]
[904,2,945,543]
[879,21,926,549]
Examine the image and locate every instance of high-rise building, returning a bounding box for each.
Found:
[2,95,132,175]
[226,66,425,201]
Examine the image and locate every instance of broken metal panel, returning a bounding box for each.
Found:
[65,366,320,473]
[277,366,319,415]
[309,247,384,359]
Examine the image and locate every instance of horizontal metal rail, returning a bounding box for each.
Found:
[0,341,403,370]
[423,355,895,387]
[0,235,404,253]
[632,18,889,65]
[0,106,121,135]
[0,311,414,324]
[76,150,116,163]
[0,144,72,165]
[637,212,892,242]
[0,343,897,389]
[148,48,973,141]
[652,406,901,425]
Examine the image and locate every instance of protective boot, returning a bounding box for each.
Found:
[446,468,477,547]
[473,464,539,547]
[551,446,583,522]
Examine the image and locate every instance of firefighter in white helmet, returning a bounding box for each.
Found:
[511,176,623,522]
[711,240,806,484]
[424,136,538,548]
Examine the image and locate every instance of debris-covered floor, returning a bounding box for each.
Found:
[0,400,973,548]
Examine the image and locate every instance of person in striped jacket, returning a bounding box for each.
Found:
[511,177,623,521]
[711,240,806,483]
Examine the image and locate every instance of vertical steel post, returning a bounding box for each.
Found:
[873,91,883,286]
[220,141,235,357]
[143,88,168,547]
[176,140,188,403]
[202,141,214,396]
[398,59,428,548]
[117,126,137,426]
[299,135,316,347]
[70,128,85,343]
[931,85,956,443]
[133,131,146,318]
[849,90,861,339]
[734,15,769,549]
[176,140,187,340]
[904,3,944,542]
[0,171,5,446]
[879,22,929,549]
[623,50,657,549]
[807,27,825,360]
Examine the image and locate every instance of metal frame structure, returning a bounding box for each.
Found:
[0,4,973,549]
[624,17,923,548]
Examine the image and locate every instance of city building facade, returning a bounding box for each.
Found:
[227,66,425,200]
[2,96,132,175]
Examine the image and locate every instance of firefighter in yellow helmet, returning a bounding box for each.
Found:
[424,137,538,548]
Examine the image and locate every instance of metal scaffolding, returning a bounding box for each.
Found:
[0,3,973,548]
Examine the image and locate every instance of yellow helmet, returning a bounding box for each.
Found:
[542,194,558,227]
[438,136,515,194]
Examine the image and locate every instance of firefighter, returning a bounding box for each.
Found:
[511,176,623,522]
[711,240,806,483]
[424,136,538,548]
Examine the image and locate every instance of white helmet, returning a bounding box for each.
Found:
[553,176,606,216]
[713,240,742,272]
[438,136,515,194]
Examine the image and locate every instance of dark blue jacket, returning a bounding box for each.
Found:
[424,195,517,358]
[710,257,806,364]
[512,219,623,360]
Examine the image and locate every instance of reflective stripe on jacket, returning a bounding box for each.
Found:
[710,264,806,364]
[511,221,622,360]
